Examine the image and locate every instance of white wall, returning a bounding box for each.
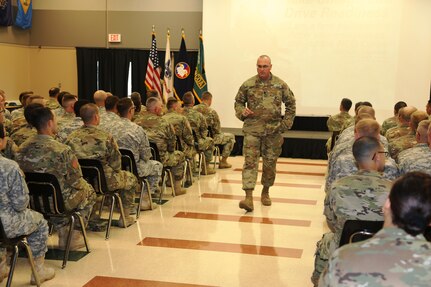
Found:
[204,0,431,127]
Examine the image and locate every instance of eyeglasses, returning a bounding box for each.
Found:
[372,151,389,160]
[257,65,270,69]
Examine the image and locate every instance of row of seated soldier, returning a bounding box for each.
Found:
[0,87,235,285]
[310,98,431,286]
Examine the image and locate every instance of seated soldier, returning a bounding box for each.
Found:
[194,91,236,169]
[312,136,391,286]
[325,98,352,153]
[135,97,187,195]
[320,172,431,286]
[65,103,138,227]
[182,91,215,175]
[0,123,55,285]
[381,101,407,136]
[16,104,97,250]
[56,93,77,125]
[46,87,61,110]
[385,106,417,142]
[99,95,121,131]
[56,99,88,143]
[113,98,163,209]
[130,91,147,122]
[10,91,32,122]
[388,110,428,160]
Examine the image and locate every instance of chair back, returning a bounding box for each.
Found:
[119,148,138,176]
[207,126,215,138]
[330,130,341,151]
[149,141,161,162]
[339,220,383,247]
[25,172,65,215]
[78,159,108,195]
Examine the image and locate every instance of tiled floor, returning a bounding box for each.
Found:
[6,156,328,287]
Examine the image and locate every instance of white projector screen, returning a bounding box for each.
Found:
[203,0,431,128]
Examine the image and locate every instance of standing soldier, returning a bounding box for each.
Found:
[234,55,296,212]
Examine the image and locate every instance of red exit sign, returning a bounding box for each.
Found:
[108,34,122,43]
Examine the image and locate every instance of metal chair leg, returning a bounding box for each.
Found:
[22,239,40,287]
[6,245,19,287]
[115,194,127,229]
[143,179,153,210]
[62,217,75,269]
[106,195,115,240]
[76,213,90,253]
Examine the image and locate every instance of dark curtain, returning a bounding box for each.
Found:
[76,47,198,102]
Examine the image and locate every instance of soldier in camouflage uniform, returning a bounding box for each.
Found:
[0,125,55,284]
[0,90,11,120]
[163,97,195,186]
[312,136,391,286]
[182,91,216,175]
[388,110,428,160]
[16,105,97,251]
[381,101,407,136]
[93,90,108,117]
[135,97,187,195]
[398,120,431,175]
[56,94,77,126]
[194,91,236,168]
[56,100,88,143]
[46,87,60,110]
[10,91,32,122]
[235,55,296,211]
[325,98,352,153]
[99,95,121,131]
[131,92,147,122]
[114,98,163,208]
[385,106,416,142]
[66,103,138,226]
[319,171,431,287]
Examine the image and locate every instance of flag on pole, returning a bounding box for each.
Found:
[173,30,193,101]
[145,29,162,98]
[163,30,173,103]
[192,32,208,103]
[0,0,13,27]
[15,0,32,29]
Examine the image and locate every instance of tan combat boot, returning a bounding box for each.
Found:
[0,254,9,283]
[201,163,216,175]
[30,256,55,285]
[58,226,86,251]
[174,180,187,195]
[261,186,272,206]
[118,207,136,228]
[218,156,232,169]
[239,189,254,212]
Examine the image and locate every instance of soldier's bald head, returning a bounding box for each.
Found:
[357,106,375,119]
[399,106,417,122]
[93,90,107,106]
[355,119,380,139]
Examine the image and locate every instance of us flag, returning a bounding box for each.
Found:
[145,32,162,97]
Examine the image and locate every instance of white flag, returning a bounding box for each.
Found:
[163,32,173,102]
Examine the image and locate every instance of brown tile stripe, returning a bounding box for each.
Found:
[83,276,215,287]
[233,168,325,176]
[261,160,328,167]
[201,193,317,205]
[174,211,311,227]
[220,179,321,189]
[138,237,303,258]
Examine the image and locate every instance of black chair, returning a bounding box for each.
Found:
[149,141,175,203]
[208,126,224,169]
[24,172,90,269]
[339,220,384,247]
[78,159,128,240]
[192,130,207,178]
[0,219,40,287]
[119,148,153,218]
[329,130,341,152]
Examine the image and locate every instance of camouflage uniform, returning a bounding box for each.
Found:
[398,143,431,175]
[56,117,83,143]
[10,107,24,121]
[3,108,11,120]
[183,106,214,163]
[313,170,391,284]
[326,111,352,152]
[194,103,236,158]
[339,116,355,133]
[0,137,18,160]
[385,124,410,142]
[99,111,121,132]
[10,125,37,147]
[325,150,398,193]
[16,134,96,228]
[162,110,195,159]
[388,132,416,160]
[135,113,185,179]
[111,117,163,194]
[380,115,398,136]
[0,155,49,259]
[235,74,296,190]
[66,125,137,210]
[46,98,60,110]
[56,111,75,126]
[319,227,431,286]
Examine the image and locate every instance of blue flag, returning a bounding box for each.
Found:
[15,0,32,29]
[0,0,13,27]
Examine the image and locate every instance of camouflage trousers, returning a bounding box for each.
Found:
[214,132,236,157]
[198,136,214,162]
[242,133,283,190]
[162,150,186,180]
[312,232,335,285]
[0,210,49,258]
[107,170,139,210]
[137,159,163,193]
